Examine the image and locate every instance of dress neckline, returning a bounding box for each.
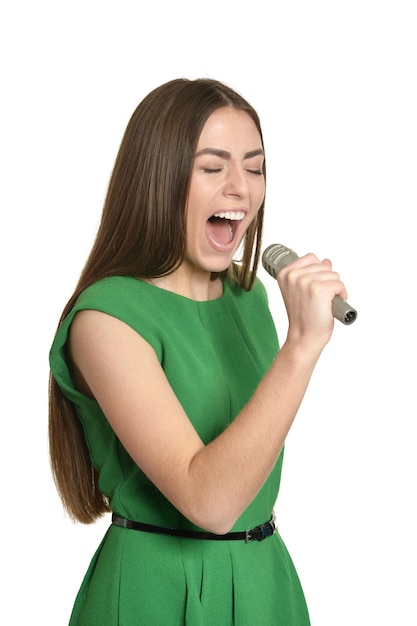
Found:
[135,276,228,305]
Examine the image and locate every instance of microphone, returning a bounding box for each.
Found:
[262,243,357,325]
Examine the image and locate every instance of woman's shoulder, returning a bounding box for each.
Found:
[76,275,144,306]
[50,277,164,380]
[53,277,155,345]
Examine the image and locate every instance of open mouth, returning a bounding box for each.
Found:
[207,210,245,247]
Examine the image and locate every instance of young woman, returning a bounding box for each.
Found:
[49,78,347,625]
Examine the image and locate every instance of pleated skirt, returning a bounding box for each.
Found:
[69,524,310,625]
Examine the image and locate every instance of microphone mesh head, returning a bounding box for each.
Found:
[262,244,298,278]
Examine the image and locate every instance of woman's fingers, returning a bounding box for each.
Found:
[277,253,348,343]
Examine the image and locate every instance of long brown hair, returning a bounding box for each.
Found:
[49,78,267,523]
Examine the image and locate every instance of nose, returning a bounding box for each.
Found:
[224,164,249,197]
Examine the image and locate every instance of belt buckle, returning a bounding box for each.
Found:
[245,515,276,543]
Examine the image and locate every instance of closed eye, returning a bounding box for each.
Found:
[203,167,263,175]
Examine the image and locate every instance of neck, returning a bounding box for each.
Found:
[146,265,223,302]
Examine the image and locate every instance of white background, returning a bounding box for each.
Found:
[1,1,416,624]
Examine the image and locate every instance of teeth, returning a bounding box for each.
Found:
[213,211,245,220]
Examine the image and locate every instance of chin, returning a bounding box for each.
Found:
[204,256,233,275]
[186,246,235,275]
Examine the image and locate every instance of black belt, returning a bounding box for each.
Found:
[112,513,276,543]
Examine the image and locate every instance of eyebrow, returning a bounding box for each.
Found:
[194,148,264,160]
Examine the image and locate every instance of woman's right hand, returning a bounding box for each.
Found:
[276,253,348,352]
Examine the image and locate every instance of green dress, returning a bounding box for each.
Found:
[49,276,310,625]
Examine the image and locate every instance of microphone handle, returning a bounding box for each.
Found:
[262,244,357,325]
